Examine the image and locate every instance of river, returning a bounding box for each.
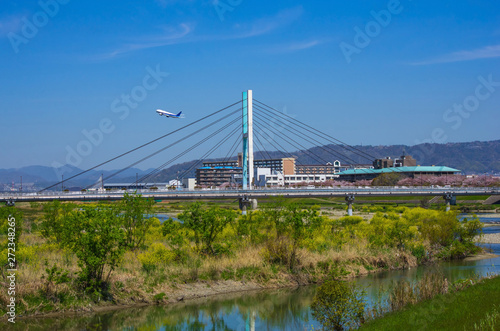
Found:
[9,214,500,330]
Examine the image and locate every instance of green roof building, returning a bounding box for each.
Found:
[337,165,461,182]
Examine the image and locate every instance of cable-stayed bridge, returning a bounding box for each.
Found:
[3,90,498,213]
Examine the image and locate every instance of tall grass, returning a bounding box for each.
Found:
[388,273,449,311]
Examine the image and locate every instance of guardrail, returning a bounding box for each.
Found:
[1,187,499,203]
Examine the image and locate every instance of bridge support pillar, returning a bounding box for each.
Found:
[239,196,257,215]
[443,193,455,212]
[345,194,355,216]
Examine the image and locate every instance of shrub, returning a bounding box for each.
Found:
[179,203,236,256]
[0,205,24,246]
[119,192,155,250]
[138,243,176,273]
[53,206,127,295]
[40,201,74,243]
[311,277,366,330]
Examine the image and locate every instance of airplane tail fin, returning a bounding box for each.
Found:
[176,111,182,116]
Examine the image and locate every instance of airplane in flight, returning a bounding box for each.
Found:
[156,109,184,118]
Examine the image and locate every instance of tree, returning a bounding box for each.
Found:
[311,277,366,330]
[372,173,403,186]
[40,201,74,243]
[54,206,126,295]
[261,200,323,269]
[179,202,236,256]
[119,192,155,250]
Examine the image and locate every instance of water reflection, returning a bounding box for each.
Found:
[11,287,320,331]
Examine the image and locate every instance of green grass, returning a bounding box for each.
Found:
[360,276,500,330]
[355,196,426,201]
[456,195,490,201]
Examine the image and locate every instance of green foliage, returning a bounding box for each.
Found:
[51,206,127,294]
[42,260,71,301]
[312,277,366,330]
[260,200,324,270]
[179,202,237,256]
[371,173,403,186]
[138,242,176,273]
[119,192,155,250]
[162,217,190,262]
[0,205,23,245]
[40,201,74,243]
[362,275,500,330]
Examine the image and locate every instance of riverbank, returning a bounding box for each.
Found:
[360,274,500,330]
[479,232,500,244]
[0,201,485,321]
[2,244,419,321]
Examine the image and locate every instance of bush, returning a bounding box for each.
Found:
[138,243,176,273]
[51,206,127,295]
[0,205,23,246]
[119,192,155,250]
[312,277,366,330]
[179,203,236,256]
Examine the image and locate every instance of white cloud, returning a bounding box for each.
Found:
[97,6,304,60]
[232,6,303,38]
[100,23,194,59]
[411,44,500,65]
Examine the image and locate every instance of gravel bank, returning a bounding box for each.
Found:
[478,233,500,244]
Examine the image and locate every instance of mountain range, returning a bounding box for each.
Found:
[1,140,499,190]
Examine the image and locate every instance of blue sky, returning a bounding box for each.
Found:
[0,0,499,171]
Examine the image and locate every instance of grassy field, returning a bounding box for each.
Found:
[361,276,500,330]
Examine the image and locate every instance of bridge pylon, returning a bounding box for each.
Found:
[239,195,257,215]
[443,193,455,212]
[242,90,253,190]
[345,194,355,216]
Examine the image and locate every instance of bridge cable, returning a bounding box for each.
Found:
[253,131,273,161]
[254,100,407,176]
[137,115,242,184]
[253,122,309,168]
[254,99,378,161]
[253,112,329,165]
[255,104,364,164]
[254,105,366,167]
[39,100,242,192]
[223,132,242,163]
[85,109,242,188]
[163,121,243,185]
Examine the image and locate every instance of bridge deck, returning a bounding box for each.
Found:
[1,187,499,203]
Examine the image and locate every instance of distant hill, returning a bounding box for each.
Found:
[2,140,498,189]
[0,165,154,190]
